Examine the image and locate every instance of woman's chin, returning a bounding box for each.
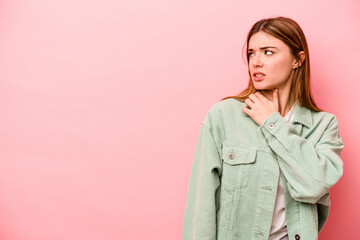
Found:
[253,83,276,91]
[254,85,270,91]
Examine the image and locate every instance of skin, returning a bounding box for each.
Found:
[242,31,305,125]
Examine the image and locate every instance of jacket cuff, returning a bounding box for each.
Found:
[260,112,289,141]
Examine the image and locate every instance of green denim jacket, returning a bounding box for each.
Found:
[182,98,344,240]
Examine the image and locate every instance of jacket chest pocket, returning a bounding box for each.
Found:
[221,143,257,192]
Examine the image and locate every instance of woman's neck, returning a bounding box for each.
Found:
[260,89,295,117]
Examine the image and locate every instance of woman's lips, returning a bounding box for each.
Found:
[253,72,266,81]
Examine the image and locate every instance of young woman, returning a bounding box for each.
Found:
[182,16,344,240]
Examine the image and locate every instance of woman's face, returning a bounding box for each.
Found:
[248,31,297,91]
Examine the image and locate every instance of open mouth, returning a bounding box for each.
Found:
[253,72,266,81]
[254,73,265,77]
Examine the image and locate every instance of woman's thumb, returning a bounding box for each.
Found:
[273,89,279,102]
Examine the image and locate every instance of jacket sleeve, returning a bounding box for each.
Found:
[316,192,330,233]
[182,123,222,240]
[259,112,344,204]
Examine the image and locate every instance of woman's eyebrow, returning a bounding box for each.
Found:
[248,46,278,51]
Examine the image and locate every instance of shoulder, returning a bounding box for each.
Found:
[305,108,342,138]
[309,109,343,147]
[202,98,246,126]
[311,109,339,125]
[208,98,245,113]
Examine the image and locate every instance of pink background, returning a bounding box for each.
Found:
[0,0,358,239]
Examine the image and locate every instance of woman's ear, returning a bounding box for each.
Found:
[298,51,305,66]
[293,51,305,68]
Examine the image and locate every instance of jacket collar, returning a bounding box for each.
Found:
[291,100,313,128]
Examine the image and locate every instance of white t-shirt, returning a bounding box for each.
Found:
[268,103,296,240]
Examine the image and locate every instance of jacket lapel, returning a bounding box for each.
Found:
[291,100,313,135]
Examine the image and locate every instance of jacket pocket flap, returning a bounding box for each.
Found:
[222,143,256,165]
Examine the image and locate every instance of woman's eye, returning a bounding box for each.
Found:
[265,50,273,55]
[248,52,254,57]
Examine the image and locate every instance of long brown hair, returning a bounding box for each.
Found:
[222,16,322,111]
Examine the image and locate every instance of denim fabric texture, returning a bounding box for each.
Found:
[182,98,344,240]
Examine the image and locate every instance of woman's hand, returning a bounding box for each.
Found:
[242,89,279,126]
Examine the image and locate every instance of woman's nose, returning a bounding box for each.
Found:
[252,55,263,67]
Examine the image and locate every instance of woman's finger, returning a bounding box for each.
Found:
[242,106,252,116]
[273,89,279,106]
[254,91,267,102]
[245,98,255,108]
[248,93,260,104]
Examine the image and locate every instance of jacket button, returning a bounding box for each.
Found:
[295,234,300,240]
[268,123,275,129]
[229,153,235,160]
